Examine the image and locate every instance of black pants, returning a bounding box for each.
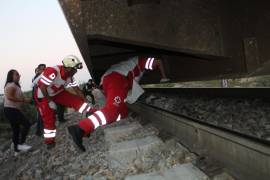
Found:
[57,104,65,122]
[35,110,43,136]
[4,107,31,151]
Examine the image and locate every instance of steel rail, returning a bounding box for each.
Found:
[129,101,270,180]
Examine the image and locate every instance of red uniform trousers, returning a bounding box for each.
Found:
[79,72,130,135]
[35,90,93,144]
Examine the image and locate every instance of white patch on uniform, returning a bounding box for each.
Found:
[49,73,56,80]
[78,103,88,113]
[41,75,53,83]
[95,111,107,125]
[40,79,50,85]
[116,114,121,121]
[89,116,100,129]
[149,58,155,70]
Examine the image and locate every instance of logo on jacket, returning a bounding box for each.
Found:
[49,73,56,80]
[113,96,121,106]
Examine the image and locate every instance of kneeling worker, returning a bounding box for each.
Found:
[68,56,170,151]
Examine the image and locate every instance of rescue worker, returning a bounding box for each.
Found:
[32,64,67,137]
[34,55,95,148]
[68,56,170,151]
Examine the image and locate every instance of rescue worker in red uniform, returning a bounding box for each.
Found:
[68,56,169,151]
[34,55,94,148]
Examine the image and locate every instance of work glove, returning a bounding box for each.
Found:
[48,101,57,110]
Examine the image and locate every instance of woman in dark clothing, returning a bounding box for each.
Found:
[4,69,32,155]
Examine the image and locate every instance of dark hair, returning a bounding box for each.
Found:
[5,69,20,88]
[37,64,46,69]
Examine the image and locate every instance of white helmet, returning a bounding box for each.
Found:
[62,55,83,69]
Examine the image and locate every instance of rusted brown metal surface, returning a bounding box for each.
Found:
[58,0,93,75]
[58,0,270,83]
[127,0,160,6]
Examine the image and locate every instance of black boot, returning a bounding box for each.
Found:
[68,125,86,152]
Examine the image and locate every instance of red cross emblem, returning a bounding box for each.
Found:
[114,96,121,104]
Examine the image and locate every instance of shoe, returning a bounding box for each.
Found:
[47,142,56,150]
[160,78,170,83]
[18,144,32,152]
[11,143,21,156]
[68,125,86,152]
[14,150,21,156]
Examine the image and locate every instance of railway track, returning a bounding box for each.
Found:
[129,99,270,180]
[1,88,269,179]
[0,112,215,180]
